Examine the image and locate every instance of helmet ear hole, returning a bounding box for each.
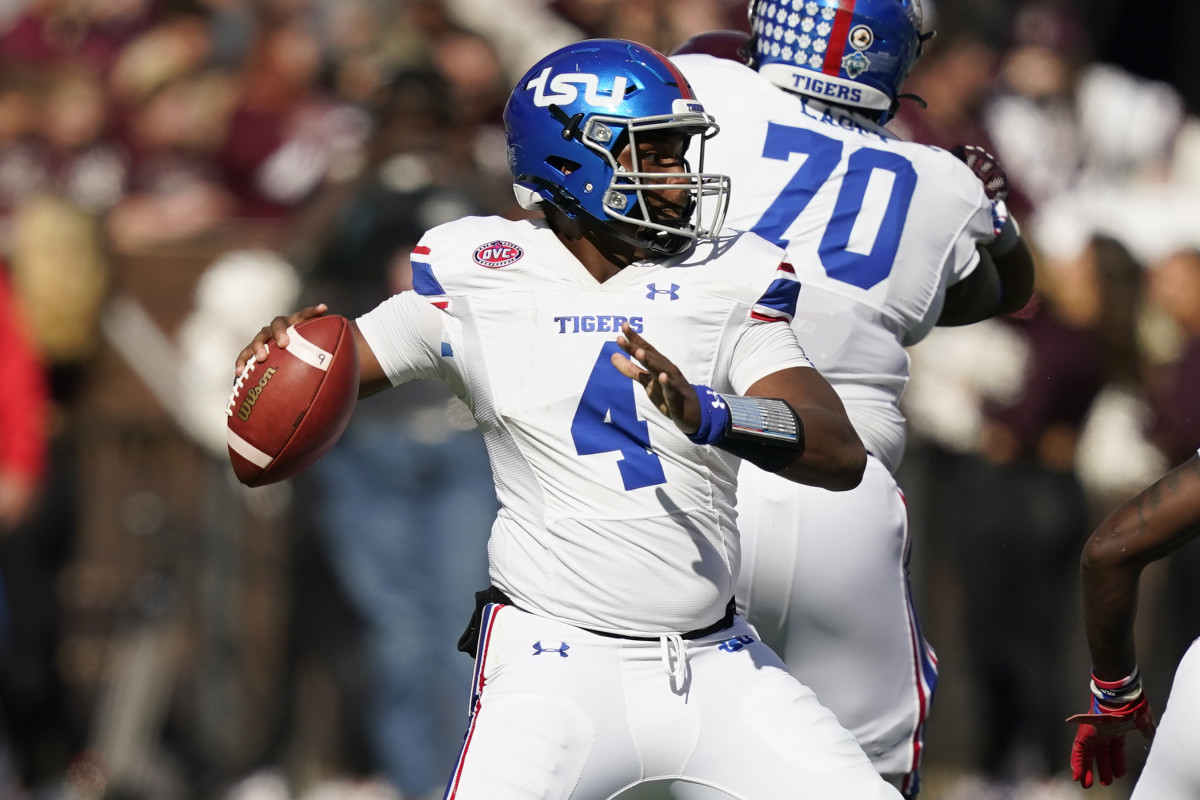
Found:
[546,156,581,176]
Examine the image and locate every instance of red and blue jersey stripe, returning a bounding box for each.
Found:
[751,261,800,323]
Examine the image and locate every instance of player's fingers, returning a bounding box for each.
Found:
[610,351,650,384]
[270,305,329,348]
[1111,738,1127,779]
[619,324,676,377]
[1096,744,1115,786]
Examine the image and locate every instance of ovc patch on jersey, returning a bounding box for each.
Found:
[473,240,524,268]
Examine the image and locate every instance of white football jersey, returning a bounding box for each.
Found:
[674,54,996,471]
[356,216,810,636]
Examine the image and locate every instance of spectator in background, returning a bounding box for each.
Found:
[889,26,1001,150]
[983,1,1185,218]
[918,234,1146,799]
[888,23,1034,222]
[216,20,370,222]
[0,256,74,797]
[1145,248,1200,462]
[39,64,128,215]
[1136,246,1200,740]
[0,68,45,254]
[0,259,45,536]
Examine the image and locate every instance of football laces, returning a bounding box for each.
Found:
[226,347,266,417]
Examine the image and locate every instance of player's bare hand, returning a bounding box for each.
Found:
[612,323,701,434]
[235,304,328,374]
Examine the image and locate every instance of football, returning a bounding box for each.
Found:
[226,314,359,487]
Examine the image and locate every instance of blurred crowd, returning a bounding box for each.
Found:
[1,0,1199,799]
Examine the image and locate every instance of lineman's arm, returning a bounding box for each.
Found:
[1081,452,1200,681]
[234,303,392,399]
[938,143,1035,326]
[612,322,866,491]
[938,235,1035,326]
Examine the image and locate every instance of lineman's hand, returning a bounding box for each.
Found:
[612,323,700,435]
[1068,694,1156,788]
[234,304,327,375]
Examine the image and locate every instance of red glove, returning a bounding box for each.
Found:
[1068,693,1156,788]
[950,144,1009,202]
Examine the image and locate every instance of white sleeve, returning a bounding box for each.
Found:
[355,292,446,386]
[728,320,814,395]
[945,184,997,287]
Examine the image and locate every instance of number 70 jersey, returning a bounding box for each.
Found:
[355,215,810,636]
[674,54,996,471]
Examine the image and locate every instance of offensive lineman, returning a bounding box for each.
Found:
[671,2,1035,795]
[237,39,903,799]
[1068,450,1200,797]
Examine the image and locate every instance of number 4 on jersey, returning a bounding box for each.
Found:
[571,342,667,491]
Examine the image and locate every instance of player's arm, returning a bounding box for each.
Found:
[235,303,391,399]
[1068,452,1200,788]
[612,323,866,491]
[938,144,1035,327]
[1082,452,1200,679]
[938,233,1035,326]
[740,365,867,490]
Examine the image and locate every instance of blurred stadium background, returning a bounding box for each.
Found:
[1,0,1199,798]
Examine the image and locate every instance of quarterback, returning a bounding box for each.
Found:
[238,39,903,799]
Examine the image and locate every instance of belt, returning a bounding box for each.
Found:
[457,586,736,656]
[585,596,737,641]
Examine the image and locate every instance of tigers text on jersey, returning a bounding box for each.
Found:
[356,216,809,637]
[674,54,995,471]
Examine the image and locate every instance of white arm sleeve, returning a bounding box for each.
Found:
[728,320,814,396]
[355,292,446,386]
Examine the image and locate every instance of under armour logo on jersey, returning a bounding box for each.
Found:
[526,68,627,111]
[646,283,680,301]
[532,641,570,657]
[717,635,756,653]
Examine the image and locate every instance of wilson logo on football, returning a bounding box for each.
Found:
[236,366,277,422]
[473,241,524,268]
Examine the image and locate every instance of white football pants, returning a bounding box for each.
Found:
[736,455,936,795]
[444,602,904,799]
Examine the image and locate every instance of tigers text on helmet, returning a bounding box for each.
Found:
[504,38,730,257]
[747,0,926,124]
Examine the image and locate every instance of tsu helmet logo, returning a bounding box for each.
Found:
[526,68,627,111]
[473,241,524,268]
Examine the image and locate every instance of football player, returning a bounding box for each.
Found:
[237,38,905,799]
[1069,450,1200,797]
[671,2,1035,796]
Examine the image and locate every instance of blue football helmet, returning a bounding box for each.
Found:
[504,38,730,256]
[747,0,926,123]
